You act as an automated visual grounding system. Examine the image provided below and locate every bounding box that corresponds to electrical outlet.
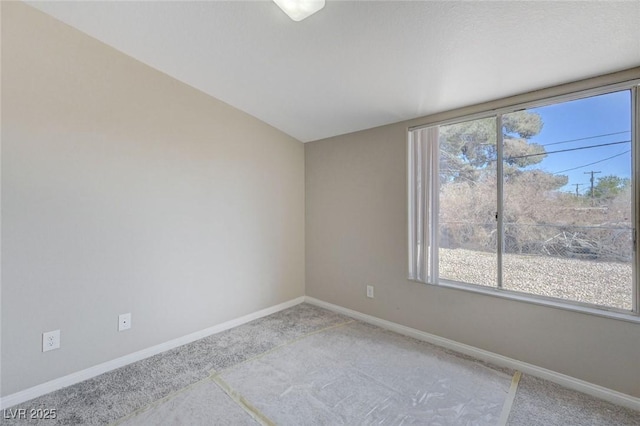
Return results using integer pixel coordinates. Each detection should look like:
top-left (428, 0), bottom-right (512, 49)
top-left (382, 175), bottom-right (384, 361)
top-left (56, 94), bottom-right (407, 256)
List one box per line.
top-left (118, 313), bottom-right (132, 331)
top-left (42, 330), bottom-right (60, 352)
top-left (366, 285), bottom-right (374, 299)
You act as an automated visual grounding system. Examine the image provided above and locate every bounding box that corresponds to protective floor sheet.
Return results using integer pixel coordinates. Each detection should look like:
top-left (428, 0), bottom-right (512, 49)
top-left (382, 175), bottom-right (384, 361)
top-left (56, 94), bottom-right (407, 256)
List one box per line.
top-left (117, 380), bottom-right (257, 426)
top-left (218, 322), bottom-right (512, 425)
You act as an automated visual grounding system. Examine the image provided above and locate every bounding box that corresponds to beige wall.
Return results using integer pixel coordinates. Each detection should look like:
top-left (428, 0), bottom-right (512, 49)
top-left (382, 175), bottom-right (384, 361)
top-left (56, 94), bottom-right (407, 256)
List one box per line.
top-left (1, 2), bottom-right (304, 396)
top-left (306, 68), bottom-right (640, 398)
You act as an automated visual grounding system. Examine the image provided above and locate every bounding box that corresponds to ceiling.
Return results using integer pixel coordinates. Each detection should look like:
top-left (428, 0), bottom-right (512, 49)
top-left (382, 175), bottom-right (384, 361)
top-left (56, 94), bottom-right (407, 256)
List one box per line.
top-left (27, 1), bottom-right (640, 143)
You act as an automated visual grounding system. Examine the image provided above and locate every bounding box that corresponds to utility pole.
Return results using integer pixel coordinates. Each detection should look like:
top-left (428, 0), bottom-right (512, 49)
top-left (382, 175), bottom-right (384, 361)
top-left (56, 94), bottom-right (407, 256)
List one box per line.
top-left (573, 183), bottom-right (583, 196)
top-left (584, 170), bottom-right (601, 198)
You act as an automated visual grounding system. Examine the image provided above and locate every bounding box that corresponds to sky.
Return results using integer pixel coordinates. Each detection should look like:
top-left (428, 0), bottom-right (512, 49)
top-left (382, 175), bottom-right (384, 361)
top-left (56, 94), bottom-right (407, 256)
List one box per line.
top-left (524, 90), bottom-right (632, 194)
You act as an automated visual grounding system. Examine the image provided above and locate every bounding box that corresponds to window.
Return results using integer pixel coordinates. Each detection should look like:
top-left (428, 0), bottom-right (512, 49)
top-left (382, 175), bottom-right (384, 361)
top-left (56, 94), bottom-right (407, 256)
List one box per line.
top-left (409, 84), bottom-right (639, 315)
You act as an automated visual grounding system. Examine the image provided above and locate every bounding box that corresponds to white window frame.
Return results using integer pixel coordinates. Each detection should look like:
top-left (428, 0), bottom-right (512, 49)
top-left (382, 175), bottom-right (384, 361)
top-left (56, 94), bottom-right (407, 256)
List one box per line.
top-left (408, 80), bottom-right (640, 322)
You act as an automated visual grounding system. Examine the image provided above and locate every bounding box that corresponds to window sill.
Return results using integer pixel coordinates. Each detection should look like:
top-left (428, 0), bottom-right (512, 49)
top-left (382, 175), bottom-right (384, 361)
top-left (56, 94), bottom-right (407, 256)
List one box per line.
top-left (412, 278), bottom-right (640, 324)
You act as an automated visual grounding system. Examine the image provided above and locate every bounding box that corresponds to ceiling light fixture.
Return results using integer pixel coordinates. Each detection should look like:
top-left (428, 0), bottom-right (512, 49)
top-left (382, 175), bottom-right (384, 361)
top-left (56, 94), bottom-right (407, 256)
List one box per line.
top-left (273, 0), bottom-right (325, 22)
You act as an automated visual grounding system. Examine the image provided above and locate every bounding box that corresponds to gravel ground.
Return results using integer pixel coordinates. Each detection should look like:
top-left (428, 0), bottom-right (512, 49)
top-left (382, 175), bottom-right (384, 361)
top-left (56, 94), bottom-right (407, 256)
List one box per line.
top-left (439, 248), bottom-right (632, 310)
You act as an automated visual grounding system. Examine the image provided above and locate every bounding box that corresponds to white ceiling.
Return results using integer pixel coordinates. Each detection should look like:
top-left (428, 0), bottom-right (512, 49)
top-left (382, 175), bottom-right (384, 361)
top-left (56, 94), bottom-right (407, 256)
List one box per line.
top-left (28, 1), bottom-right (640, 142)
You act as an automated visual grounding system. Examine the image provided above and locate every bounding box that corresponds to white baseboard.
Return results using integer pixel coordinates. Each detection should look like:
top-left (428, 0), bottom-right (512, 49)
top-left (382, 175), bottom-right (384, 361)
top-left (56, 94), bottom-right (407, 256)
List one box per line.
top-left (0, 296), bottom-right (305, 410)
top-left (304, 296), bottom-right (640, 412)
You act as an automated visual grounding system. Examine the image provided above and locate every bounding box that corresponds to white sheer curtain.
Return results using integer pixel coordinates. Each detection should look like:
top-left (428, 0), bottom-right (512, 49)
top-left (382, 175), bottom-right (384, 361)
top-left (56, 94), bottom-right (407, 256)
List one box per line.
top-left (408, 126), bottom-right (439, 284)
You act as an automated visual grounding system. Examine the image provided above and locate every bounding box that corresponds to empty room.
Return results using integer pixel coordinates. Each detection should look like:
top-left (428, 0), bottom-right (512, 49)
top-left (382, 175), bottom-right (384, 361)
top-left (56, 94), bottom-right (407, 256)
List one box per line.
top-left (2, 1), bottom-right (640, 424)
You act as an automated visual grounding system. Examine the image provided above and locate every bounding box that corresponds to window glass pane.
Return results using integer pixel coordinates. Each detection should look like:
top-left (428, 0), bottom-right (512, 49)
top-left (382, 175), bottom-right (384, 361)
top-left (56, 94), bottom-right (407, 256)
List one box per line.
top-left (501, 91), bottom-right (633, 310)
top-left (439, 117), bottom-right (497, 287)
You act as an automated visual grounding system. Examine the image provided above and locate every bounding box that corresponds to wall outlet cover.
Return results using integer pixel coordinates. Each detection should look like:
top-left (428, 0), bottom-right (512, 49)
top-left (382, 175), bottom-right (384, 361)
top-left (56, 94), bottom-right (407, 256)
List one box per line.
top-left (42, 330), bottom-right (60, 352)
top-left (118, 313), bottom-right (132, 331)
top-left (366, 285), bottom-right (374, 298)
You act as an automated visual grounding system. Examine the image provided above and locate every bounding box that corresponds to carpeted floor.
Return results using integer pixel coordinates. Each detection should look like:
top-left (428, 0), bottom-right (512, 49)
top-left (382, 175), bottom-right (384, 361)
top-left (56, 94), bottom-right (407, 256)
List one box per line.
top-left (2, 303), bottom-right (639, 425)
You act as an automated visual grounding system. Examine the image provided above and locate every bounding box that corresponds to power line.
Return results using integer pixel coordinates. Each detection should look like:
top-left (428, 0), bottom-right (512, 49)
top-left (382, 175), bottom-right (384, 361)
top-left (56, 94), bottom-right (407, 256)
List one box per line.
top-left (444, 130), bottom-right (630, 150)
top-left (442, 136), bottom-right (632, 170)
top-left (538, 131), bottom-right (630, 148)
top-left (507, 139), bottom-right (631, 161)
top-left (552, 150), bottom-right (631, 175)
